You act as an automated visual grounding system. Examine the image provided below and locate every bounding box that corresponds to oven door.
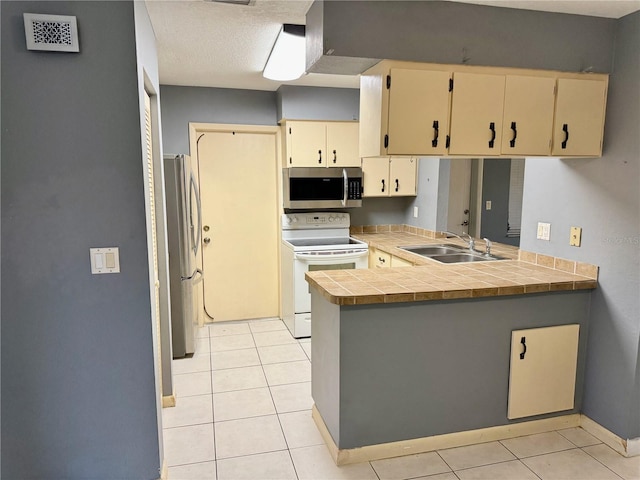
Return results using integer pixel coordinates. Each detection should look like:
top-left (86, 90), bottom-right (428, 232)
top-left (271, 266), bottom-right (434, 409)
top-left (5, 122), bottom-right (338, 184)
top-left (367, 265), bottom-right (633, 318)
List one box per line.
top-left (293, 249), bottom-right (368, 313)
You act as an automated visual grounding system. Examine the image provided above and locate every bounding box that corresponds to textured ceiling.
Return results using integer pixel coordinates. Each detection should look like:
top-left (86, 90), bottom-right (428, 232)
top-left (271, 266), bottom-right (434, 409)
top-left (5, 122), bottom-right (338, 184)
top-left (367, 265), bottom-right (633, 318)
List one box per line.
top-left (146, 0), bottom-right (640, 92)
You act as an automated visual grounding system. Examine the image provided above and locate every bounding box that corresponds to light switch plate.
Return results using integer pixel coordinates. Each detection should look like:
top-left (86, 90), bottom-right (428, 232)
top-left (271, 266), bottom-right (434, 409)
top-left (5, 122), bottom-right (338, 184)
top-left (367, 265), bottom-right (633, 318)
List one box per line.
top-left (90, 247), bottom-right (120, 274)
top-left (486, 200), bottom-right (492, 210)
top-left (570, 226), bottom-right (582, 247)
top-left (537, 222), bottom-right (551, 241)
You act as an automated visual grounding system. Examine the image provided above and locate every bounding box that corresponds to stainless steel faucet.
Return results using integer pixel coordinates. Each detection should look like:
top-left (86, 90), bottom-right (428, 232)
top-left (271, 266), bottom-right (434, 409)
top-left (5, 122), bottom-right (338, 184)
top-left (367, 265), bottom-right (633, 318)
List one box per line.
top-left (483, 238), bottom-right (492, 256)
top-left (444, 231), bottom-right (475, 251)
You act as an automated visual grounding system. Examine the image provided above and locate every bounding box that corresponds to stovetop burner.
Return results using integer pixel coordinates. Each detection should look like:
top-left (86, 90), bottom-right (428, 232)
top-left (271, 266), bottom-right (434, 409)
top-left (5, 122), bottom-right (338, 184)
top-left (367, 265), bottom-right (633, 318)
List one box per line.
top-left (287, 237), bottom-right (359, 247)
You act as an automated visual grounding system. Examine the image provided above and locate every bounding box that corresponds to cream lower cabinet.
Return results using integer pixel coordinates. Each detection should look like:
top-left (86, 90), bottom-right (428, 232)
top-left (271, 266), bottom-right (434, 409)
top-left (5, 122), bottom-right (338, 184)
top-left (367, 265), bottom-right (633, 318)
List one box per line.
top-left (390, 255), bottom-right (413, 267)
top-left (552, 78), bottom-right (608, 157)
top-left (508, 324), bottom-right (580, 419)
top-left (284, 120), bottom-right (360, 167)
top-left (369, 248), bottom-right (413, 268)
top-left (448, 72), bottom-right (505, 156)
top-left (362, 157), bottom-right (417, 197)
top-left (369, 248), bottom-right (391, 268)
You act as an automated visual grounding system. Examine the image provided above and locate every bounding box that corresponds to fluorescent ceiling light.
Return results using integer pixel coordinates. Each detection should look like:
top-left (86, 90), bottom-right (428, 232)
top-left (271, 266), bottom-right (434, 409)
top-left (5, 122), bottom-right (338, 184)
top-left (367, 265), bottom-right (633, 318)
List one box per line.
top-left (263, 24), bottom-right (305, 81)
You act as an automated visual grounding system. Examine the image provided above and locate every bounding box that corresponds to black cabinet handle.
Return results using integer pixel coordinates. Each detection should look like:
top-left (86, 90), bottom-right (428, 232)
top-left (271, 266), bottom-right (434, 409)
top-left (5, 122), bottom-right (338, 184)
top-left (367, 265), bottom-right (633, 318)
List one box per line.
top-left (333, 150), bottom-right (337, 163)
top-left (561, 124), bottom-right (569, 149)
top-left (318, 150), bottom-right (322, 164)
top-left (432, 120), bottom-right (439, 148)
top-left (395, 179), bottom-right (399, 192)
top-left (489, 122), bottom-right (496, 148)
top-left (510, 121), bottom-right (517, 148)
top-left (381, 179), bottom-right (385, 192)
top-left (519, 336), bottom-right (527, 359)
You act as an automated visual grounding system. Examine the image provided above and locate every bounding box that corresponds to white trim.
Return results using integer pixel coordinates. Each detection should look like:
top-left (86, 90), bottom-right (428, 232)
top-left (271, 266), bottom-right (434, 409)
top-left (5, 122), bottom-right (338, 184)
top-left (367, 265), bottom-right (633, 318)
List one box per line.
top-left (312, 405), bottom-right (580, 466)
top-left (162, 393), bottom-right (176, 408)
top-left (581, 415), bottom-right (640, 457)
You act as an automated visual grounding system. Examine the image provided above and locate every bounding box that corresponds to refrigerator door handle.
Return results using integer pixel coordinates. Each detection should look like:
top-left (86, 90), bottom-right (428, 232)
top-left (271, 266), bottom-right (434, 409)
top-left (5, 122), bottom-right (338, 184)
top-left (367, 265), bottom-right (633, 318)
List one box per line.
top-left (190, 172), bottom-right (202, 256)
top-left (181, 268), bottom-right (203, 282)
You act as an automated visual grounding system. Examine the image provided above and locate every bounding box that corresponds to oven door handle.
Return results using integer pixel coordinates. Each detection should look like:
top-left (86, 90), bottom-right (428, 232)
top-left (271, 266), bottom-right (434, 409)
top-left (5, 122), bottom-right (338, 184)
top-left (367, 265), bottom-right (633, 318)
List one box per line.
top-left (294, 250), bottom-right (369, 262)
top-left (342, 168), bottom-right (348, 207)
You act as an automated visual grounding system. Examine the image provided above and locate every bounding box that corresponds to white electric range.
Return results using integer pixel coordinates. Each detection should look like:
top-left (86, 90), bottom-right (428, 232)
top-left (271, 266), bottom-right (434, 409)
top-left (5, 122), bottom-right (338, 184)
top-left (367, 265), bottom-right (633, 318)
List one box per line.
top-left (280, 212), bottom-right (368, 338)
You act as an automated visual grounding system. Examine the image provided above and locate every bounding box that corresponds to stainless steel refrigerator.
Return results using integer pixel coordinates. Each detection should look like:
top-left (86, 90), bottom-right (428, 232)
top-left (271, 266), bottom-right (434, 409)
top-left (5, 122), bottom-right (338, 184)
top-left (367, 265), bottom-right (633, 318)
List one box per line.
top-left (164, 154), bottom-right (203, 358)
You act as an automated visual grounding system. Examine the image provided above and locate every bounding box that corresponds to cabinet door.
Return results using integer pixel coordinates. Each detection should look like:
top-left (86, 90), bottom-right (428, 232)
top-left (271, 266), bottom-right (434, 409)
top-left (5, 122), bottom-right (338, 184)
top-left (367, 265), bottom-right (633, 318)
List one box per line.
top-left (389, 157), bottom-right (417, 196)
top-left (327, 122), bottom-right (360, 167)
top-left (502, 76), bottom-right (555, 156)
top-left (552, 78), bottom-right (607, 156)
top-left (286, 121), bottom-right (326, 167)
top-left (449, 73), bottom-right (505, 156)
top-left (508, 324), bottom-right (580, 419)
top-left (362, 157), bottom-right (390, 197)
top-left (371, 249), bottom-right (391, 268)
top-left (391, 255), bottom-right (413, 267)
top-left (387, 69), bottom-right (452, 155)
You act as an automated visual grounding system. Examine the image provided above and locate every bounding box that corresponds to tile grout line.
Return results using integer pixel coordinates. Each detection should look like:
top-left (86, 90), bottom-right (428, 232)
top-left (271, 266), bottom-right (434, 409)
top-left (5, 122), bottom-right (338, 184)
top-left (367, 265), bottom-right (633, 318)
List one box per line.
top-left (579, 444), bottom-right (627, 480)
top-left (253, 328), bottom-right (301, 480)
top-left (495, 440), bottom-right (543, 480)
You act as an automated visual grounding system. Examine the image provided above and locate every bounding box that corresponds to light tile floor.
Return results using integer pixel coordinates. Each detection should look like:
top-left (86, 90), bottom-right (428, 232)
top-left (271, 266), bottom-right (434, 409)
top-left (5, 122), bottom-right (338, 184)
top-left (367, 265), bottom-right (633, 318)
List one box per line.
top-left (164, 318), bottom-right (640, 480)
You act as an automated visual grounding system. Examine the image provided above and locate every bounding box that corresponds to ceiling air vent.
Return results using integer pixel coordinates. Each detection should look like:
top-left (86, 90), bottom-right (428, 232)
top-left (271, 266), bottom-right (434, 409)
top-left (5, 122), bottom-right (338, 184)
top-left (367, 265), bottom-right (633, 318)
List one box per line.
top-left (23, 13), bottom-right (79, 52)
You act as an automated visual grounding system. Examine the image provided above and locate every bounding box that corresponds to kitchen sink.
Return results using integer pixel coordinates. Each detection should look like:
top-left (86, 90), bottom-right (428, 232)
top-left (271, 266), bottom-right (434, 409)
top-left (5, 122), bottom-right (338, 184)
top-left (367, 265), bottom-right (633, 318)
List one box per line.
top-left (399, 244), bottom-right (465, 256)
top-left (429, 253), bottom-right (500, 263)
top-left (399, 244), bottom-right (505, 263)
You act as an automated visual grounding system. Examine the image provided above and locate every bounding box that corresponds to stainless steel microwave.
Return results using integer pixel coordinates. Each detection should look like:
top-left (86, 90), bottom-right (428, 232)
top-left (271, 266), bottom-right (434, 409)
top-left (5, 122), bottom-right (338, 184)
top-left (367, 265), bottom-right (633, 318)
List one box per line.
top-left (283, 167), bottom-right (363, 209)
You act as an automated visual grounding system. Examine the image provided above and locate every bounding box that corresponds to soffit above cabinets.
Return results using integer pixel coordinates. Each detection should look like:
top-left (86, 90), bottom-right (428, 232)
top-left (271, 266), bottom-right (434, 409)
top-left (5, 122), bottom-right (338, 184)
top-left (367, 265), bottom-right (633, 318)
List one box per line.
top-left (145, 0), bottom-right (639, 92)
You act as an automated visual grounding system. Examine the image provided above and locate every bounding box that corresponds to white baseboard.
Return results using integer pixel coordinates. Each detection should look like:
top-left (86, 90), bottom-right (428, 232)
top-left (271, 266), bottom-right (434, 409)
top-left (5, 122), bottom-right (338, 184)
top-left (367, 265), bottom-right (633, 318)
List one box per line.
top-left (312, 405), bottom-right (580, 466)
top-left (581, 414), bottom-right (640, 457)
top-left (162, 392), bottom-right (176, 408)
top-left (158, 460), bottom-right (168, 480)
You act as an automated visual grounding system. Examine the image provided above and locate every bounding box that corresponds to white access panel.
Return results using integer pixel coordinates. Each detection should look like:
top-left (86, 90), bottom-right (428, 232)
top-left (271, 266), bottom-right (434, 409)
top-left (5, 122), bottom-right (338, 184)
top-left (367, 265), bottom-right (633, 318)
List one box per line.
top-left (508, 324), bottom-right (580, 419)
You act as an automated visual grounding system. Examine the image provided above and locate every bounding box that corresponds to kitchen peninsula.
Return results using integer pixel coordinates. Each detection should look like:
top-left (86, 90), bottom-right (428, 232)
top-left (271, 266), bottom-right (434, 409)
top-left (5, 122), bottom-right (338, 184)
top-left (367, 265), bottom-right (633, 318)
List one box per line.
top-left (306, 227), bottom-right (598, 465)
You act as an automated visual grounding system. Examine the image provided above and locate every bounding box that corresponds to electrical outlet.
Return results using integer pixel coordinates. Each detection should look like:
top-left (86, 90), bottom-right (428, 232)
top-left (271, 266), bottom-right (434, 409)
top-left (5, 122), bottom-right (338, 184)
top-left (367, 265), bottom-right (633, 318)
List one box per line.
top-left (570, 226), bottom-right (582, 246)
top-left (413, 206), bottom-right (419, 218)
top-left (485, 200), bottom-right (492, 210)
top-left (537, 222), bottom-right (551, 241)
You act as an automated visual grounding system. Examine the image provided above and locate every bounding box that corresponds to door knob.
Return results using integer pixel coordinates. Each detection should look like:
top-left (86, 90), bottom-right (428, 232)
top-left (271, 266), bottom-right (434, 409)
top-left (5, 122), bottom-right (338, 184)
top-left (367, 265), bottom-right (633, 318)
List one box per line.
top-left (203, 237), bottom-right (211, 245)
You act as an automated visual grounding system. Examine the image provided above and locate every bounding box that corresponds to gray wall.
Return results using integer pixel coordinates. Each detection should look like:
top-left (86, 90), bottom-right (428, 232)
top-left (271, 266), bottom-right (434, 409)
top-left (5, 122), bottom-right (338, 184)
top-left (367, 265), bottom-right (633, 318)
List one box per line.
top-left (520, 11), bottom-right (640, 440)
top-left (277, 85), bottom-right (359, 121)
top-left (312, 290), bottom-right (591, 449)
top-left (480, 159), bottom-right (514, 245)
top-left (160, 85), bottom-right (278, 153)
top-left (307, 0), bottom-right (616, 75)
top-left (1, 1), bottom-right (161, 478)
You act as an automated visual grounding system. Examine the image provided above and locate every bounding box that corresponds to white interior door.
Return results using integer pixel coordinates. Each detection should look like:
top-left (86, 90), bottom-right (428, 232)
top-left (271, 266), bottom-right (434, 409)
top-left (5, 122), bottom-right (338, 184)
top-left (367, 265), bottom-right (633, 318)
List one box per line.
top-left (197, 130), bottom-right (279, 322)
top-left (447, 159), bottom-right (472, 235)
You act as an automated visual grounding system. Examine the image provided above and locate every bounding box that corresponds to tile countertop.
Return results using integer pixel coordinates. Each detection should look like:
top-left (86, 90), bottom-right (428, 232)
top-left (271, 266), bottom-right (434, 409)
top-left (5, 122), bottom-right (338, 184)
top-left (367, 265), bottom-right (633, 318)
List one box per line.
top-left (305, 231), bottom-right (598, 306)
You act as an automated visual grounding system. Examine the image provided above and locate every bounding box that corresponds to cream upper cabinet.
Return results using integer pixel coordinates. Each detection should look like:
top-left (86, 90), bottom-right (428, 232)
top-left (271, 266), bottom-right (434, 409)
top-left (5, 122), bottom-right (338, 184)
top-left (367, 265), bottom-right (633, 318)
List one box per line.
top-left (360, 60), bottom-right (608, 158)
top-left (362, 156), bottom-right (417, 197)
top-left (508, 325), bottom-right (580, 420)
top-left (389, 157), bottom-right (418, 196)
top-left (285, 120), bottom-right (359, 167)
top-left (501, 75), bottom-right (556, 156)
top-left (326, 122), bottom-right (360, 167)
top-left (552, 78), bottom-right (607, 157)
top-left (449, 72), bottom-right (505, 156)
top-left (362, 157), bottom-right (391, 197)
top-left (387, 69), bottom-right (452, 155)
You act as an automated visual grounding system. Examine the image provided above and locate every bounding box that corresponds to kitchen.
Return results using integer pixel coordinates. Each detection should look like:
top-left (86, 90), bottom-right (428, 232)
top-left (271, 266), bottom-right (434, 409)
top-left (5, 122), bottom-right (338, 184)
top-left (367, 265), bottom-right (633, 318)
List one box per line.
top-left (1, 1), bottom-right (639, 479)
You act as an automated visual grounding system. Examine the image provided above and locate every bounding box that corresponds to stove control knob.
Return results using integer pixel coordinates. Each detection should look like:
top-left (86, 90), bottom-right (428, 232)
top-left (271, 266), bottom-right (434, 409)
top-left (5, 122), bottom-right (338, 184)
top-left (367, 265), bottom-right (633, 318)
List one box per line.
top-left (329, 216), bottom-right (335, 222)
top-left (285, 215), bottom-right (292, 224)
